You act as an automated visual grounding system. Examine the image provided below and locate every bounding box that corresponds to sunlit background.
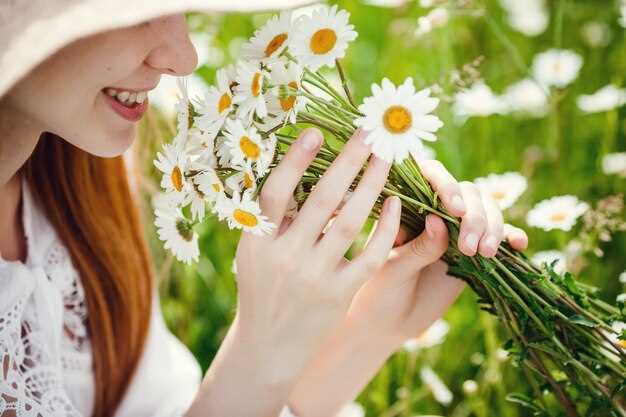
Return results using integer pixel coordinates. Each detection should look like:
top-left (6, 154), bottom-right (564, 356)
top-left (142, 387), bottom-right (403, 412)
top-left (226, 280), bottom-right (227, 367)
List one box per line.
top-left (133, 1), bottom-right (626, 416)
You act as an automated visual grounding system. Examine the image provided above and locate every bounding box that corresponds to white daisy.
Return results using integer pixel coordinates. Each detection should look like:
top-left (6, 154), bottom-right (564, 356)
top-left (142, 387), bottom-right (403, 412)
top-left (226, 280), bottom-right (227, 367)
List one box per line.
top-left (267, 61), bottom-right (306, 126)
top-left (154, 201), bottom-right (199, 264)
top-left (172, 76), bottom-right (199, 148)
top-left (403, 319), bottom-right (449, 352)
top-left (241, 11), bottom-right (293, 63)
top-left (354, 77), bottom-right (443, 164)
top-left (619, 271), bottom-right (626, 284)
top-left (617, 293), bottom-right (626, 303)
top-left (410, 144), bottom-right (436, 162)
top-left (577, 85), bottom-right (626, 114)
top-left (531, 250), bottom-right (567, 274)
top-left (473, 172), bottom-right (527, 210)
top-left (194, 67), bottom-right (235, 139)
top-left (336, 402), bottom-right (365, 417)
top-left (602, 152), bottom-right (626, 177)
top-left (620, 3), bottom-right (626, 28)
top-left (291, 5), bottom-right (358, 71)
top-left (363, 0), bottom-right (408, 7)
top-left (225, 164), bottom-right (258, 194)
top-left (215, 192), bottom-right (276, 235)
top-left (580, 21), bottom-right (612, 48)
top-left (526, 195), bottom-right (589, 231)
top-left (415, 7), bottom-right (450, 37)
top-left (603, 321), bottom-right (625, 362)
top-left (452, 82), bottom-right (506, 119)
top-left (532, 49), bottom-right (583, 89)
top-left (150, 73), bottom-right (208, 116)
top-left (462, 380), bottom-right (479, 395)
top-left (256, 133), bottom-right (278, 178)
top-left (233, 60), bottom-right (269, 122)
top-left (420, 366), bottom-right (453, 405)
top-left (502, 78), bottom-right (548, 117)
top-left (195, 168), bottom-right (225, 204)
top-left (154, 143), bottom-right (191, 200)
top-left (222, 118), bottom-right (267, 170)
top-left (499, 0), bottom-right (548, 36)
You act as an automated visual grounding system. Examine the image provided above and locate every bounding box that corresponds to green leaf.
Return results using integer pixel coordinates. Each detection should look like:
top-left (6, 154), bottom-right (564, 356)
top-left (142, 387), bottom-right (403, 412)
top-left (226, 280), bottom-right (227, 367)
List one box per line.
top-left (568, 314), bottom-right (599, 328)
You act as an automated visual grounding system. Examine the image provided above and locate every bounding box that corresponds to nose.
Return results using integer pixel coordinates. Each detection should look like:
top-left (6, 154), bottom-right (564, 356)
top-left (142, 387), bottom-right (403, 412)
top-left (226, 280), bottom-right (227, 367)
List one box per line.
top-left (144, 15), bottom-right (198, 76)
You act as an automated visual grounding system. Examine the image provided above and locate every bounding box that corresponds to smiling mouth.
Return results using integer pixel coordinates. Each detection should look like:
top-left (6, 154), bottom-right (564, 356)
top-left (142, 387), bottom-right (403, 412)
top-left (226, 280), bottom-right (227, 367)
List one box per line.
top-left (102, 87), bottom-right (148, 108)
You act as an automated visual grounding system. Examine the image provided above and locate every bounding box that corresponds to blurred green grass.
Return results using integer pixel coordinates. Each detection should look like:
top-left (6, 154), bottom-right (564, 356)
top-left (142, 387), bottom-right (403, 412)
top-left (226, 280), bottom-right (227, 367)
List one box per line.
top-left (136, 1), bottom-right (626, 415)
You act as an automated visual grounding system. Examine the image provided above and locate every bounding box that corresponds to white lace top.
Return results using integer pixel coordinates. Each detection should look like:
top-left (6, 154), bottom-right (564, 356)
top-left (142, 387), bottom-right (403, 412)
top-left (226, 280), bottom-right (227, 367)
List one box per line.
top-left (0, 178), bottom-right (202, 417)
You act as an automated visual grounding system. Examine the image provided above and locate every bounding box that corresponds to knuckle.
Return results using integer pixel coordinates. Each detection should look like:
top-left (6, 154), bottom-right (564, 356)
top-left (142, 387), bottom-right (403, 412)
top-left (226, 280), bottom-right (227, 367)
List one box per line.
top-left (335, 219), bottom-right (360, 239)
top-left (465, 213), bottom-right (487, 231)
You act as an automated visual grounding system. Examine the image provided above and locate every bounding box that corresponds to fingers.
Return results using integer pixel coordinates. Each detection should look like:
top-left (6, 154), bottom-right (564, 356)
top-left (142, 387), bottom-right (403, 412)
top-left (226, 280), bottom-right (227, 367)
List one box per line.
top-left (418, 160), bottom-right (466, 217)
top-left (391, 214), bottom-right (449, 274)
top-left (343, 196), bottom-right (401, 289)
top-left (288, 129), bottom-right (372, 244)
top-left (477, 193), bottom-right (504, 258)
top-left (457, 182), bottom-right (487, 256)
top-left (260, 128), bottom-right (323, 228)
top-left (504, 223), bottom-right (529, 251)
top-left (317, 156), bottom-right (391, 265)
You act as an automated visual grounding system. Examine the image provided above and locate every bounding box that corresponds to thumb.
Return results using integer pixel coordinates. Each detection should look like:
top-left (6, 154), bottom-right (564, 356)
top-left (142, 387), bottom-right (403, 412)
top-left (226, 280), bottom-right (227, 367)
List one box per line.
top-left (392, 214), bottom-right (449, 273)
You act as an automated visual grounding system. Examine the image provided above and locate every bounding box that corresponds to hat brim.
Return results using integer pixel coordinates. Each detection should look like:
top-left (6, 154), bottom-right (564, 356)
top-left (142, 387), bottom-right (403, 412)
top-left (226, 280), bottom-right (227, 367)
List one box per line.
top-left (0, 0), bottom-right (316, 98)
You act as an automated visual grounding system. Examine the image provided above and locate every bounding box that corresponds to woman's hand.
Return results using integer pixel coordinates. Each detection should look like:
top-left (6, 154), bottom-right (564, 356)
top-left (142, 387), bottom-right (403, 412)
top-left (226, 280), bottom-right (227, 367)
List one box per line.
top-left (287, 160), bottom-right (529, 417)
top-left (188, 128), bottom-right (404, 417)
top-left (345, 159), bottom-right (529, 343)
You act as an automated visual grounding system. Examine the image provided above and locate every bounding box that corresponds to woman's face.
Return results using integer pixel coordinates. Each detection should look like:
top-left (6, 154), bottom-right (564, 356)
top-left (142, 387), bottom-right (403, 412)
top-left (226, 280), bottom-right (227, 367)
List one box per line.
top-left (2, 14), bottom-right (198, 157)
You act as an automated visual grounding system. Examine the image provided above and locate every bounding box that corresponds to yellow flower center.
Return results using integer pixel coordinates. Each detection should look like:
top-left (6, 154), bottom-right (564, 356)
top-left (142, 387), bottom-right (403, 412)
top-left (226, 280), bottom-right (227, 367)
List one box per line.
top-left (550, 212), bottom-right (567, 222)
top-left (171, 166), bottom-right (184, 192)
top-left (251, 72), bottom-right (262, 97)
top-left (383, 106), bottom-right (412, 134)
top-left (218, 93), bottom-right (232, 114)
top-left (279, 81), bottom-right (299, 111)
top-left (618, 339), bottom-right (626, 349)
top-left (310, 28), bottom-right (337, 55)
top-left (265, 33), bottom-right (288, 57)
top-left (212, 183), bottom-right (222, 193)
top-left (239, 136), bottom-right (261, 160)
top-left (234, 209), bottom-right (259, 227)
top-left (491, 191), bottom-right (506, 201)
top-left (244, 172), bottom-right (255, 189)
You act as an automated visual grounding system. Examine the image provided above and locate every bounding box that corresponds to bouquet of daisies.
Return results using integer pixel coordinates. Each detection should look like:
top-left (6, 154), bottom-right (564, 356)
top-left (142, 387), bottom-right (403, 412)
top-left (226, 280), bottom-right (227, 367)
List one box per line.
top-left (153, 6), bottom-right (626, 416)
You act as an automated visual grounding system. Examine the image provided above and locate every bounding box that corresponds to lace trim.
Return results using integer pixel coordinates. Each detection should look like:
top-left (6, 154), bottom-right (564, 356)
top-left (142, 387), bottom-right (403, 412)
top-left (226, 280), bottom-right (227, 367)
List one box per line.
top-left (1, 191), bottom-right (91, 416)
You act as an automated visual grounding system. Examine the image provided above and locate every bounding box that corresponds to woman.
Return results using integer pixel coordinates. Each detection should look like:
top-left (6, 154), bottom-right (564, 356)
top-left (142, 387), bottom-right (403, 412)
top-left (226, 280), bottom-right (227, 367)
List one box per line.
top-left (0, 1), bottom-right (529, 417)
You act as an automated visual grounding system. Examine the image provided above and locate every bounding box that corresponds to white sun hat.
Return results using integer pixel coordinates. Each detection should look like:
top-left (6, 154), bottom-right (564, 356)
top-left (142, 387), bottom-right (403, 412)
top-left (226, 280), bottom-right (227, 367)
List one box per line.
top-left (0, 0), bottom-right (314, 99)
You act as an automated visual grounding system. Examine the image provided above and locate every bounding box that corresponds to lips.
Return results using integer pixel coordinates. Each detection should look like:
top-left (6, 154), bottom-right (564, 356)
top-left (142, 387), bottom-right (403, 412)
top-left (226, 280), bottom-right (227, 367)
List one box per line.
top-left (102, 89), bottom-right (149, 122)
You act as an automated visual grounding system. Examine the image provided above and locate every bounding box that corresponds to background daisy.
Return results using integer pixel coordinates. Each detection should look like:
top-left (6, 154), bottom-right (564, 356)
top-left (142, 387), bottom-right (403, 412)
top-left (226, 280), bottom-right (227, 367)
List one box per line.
top-left (216, 192), bottom-right (276, 235)
top-left (526, 195), bottom-right (589, 231)
top-left (473, 171), bottom-right (528, 210)
top-left (532, 49), bottom-right (583, 88)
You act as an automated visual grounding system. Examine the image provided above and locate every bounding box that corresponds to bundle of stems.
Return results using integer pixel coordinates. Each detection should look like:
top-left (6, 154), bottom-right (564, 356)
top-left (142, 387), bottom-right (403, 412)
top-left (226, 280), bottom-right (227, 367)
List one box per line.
top-left (259, 60), bottom-right (626, 416)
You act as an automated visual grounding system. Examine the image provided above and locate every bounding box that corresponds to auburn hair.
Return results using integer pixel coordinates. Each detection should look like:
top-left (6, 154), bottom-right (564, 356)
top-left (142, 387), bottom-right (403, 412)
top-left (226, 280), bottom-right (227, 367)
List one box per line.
top-left (23, 134), bottom-right (153, 417)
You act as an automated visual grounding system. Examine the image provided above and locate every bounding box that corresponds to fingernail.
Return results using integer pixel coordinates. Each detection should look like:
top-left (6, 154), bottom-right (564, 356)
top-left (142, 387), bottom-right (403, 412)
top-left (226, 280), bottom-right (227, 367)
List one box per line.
top-left (465, 233), bottom-right (478, 252)
top-left (451, 195), bottom-right (466, 213)
top-left (300, 130), bottom-right (322, 151)
top-left (426, 216), bottom-right (435, 239)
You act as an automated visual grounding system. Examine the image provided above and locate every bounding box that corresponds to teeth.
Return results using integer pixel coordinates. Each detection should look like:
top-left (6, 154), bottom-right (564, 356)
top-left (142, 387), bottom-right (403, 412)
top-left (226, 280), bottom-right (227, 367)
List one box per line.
top-left (136, 91), bottom-right (147, 104)
top-left (105, 88), bottom-right (149, 106)
top-left (117, 91), bottom-right (130, 102)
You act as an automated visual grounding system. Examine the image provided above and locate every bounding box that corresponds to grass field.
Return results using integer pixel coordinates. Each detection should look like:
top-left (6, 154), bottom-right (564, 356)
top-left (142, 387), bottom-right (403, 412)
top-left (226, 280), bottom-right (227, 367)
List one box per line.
top-left (136, 1), bottom-right (626, 415)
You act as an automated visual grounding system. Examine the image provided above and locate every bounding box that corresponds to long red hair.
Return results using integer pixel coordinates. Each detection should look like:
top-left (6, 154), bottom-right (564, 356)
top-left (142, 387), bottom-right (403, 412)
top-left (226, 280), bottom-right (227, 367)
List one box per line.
top-left (23, 134), bottom-right (153, 417)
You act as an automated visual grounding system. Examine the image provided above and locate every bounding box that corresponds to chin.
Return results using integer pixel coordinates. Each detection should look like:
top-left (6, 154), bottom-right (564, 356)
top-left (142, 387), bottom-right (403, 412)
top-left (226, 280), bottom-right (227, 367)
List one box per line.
top-left (75, 129), bottom-right (135, 158)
